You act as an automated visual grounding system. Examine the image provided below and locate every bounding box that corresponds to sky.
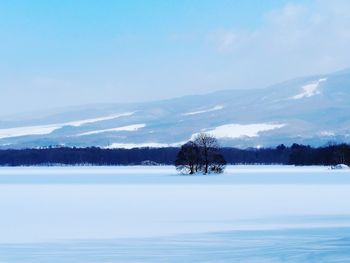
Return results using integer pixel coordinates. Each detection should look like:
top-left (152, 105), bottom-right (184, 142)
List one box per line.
top-left (1, 0), bottom-right (350, 115)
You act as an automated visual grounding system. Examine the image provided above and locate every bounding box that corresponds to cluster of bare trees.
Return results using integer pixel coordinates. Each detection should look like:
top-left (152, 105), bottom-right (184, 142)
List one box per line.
top-left (175, 133), bottom-right (226, 174)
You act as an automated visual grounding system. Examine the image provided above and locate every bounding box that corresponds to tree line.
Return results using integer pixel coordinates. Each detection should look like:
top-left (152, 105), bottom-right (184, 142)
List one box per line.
top-left (0, 143), bottom-right (349, 166)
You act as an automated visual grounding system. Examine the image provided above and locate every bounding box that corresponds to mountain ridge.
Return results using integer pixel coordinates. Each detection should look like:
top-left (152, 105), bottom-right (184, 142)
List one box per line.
top-left (1, 69), bottom-right (350, 149)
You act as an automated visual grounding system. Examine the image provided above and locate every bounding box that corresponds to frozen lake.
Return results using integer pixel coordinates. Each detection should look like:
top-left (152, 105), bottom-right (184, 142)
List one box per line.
top-left (0, 165), bottom-right (350, 262)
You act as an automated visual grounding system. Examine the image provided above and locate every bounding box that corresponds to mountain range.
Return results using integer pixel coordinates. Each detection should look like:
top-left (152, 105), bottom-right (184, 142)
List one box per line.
top-left (1, 69), bottom-right (350, 149)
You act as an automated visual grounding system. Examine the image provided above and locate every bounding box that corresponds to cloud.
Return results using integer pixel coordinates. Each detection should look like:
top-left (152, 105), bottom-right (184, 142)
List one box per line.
top-left (208, 30), bottom-right (239, 52)
top-left (207, 1), bottom-right (350, 84)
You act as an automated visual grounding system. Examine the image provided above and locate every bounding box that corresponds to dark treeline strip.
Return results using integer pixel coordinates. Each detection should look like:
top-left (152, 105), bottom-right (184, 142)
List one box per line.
top-left (0, 143), bottom-right (349, 166)
top-left (0, 147), bottom-right (180, 166)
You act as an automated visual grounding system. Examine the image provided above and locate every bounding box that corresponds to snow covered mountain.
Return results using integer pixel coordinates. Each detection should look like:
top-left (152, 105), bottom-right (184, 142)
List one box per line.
top-left (1, 69), bottom-right (350, 149)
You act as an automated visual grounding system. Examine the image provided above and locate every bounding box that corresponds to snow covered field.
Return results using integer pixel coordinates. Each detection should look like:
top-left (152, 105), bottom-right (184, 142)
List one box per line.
top-left (0, 165), bottom-right (350, 262)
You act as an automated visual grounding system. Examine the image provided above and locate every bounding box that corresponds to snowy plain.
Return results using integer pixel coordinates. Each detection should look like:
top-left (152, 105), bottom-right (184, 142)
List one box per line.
top-left (0, 165), bottom-right (350, 262)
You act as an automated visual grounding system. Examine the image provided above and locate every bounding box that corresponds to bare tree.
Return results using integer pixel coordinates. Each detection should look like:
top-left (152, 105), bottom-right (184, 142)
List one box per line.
top-left (194, 133), bottom-right (220, 174)
top-left (175, 133), bottom-right (226, 175)
top-left (209, 153), bottom-right (227, 173)
top-left (175, 141), bottom-right (200, 174)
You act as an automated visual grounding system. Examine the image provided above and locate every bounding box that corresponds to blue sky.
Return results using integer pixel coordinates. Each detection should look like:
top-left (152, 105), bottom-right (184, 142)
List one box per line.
top-left (1, 0), bottom-right (350, 115)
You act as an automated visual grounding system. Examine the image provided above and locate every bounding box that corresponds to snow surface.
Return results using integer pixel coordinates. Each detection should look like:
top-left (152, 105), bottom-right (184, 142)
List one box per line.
top-left (183, 105), bottom-right (224, 116)
top-left (1, 227), bottom-right (349, 262)
top-left (291, 78), bottom-right (327, 99)
top-left (100, 122), bottom-right (283, 148)
top-left (105, 141), bottom-right (185, 149)
top-left (0, 165), bottom-right (350, 261)
top-left (0, 112), bottom-right (134, 139)
top-left (192, 123), bottom-right (286, 139)
top-left (77, 123), bottom-right (145, 136)
top-left (0, 165), bottom-right (349, 243)
top-left (0, 124), bottom-right (62, 139)
top-left (331, 164), bottom-right (350, 170)
top-left (62, 112), bottom-right (135, 127)
top-left (319, 130), bottom-right (335, 137)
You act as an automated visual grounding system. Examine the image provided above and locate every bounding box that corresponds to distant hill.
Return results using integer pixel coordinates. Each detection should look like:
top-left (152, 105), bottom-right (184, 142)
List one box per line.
top-left (1, 69), bottom-right (350, 149)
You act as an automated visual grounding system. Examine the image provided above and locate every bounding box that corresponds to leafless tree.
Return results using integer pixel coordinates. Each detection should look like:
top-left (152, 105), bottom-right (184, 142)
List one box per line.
top-left (209, 153), bottom-right (226, 174)
top-left (175, 141), bottom-right (201, 174)
top-left (194, 133), bottom-right (220, 174)
top-left (175, 133), bottom-right (226, 174)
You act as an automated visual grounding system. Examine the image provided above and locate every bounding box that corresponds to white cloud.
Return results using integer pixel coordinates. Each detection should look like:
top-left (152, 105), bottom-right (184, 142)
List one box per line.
top-left (208, 30), bottom-right (240, 53)
top-left (208, 1), bottom-right (350, 85)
